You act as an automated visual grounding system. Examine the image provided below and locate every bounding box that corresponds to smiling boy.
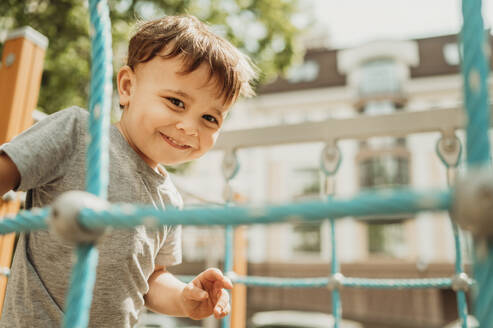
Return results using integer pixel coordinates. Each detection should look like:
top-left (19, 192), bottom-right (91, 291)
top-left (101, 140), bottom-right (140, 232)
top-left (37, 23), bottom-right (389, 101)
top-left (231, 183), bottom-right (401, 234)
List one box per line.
top-left (0, 15), bottom-right (256, 327)
top-left (117, 52), bottom-right (227, 166)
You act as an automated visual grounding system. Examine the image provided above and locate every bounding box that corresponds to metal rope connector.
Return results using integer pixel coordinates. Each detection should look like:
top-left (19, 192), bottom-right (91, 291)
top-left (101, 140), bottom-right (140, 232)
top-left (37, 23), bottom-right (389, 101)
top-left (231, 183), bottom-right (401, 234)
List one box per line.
top-left (0, 267), bottom-right (11, 277)
top-left (452, 168), bottom-right (493, 237)
top-left (327, 272), bottom-right (345, 291)
top-left (451, 272), bottom-right (473, 292)
top-left (49, 191), bottom-right (109, 244)
top-left (1, 191), bottom-right (17, 202)
top-left (436, 134), bottom-right (462, 168)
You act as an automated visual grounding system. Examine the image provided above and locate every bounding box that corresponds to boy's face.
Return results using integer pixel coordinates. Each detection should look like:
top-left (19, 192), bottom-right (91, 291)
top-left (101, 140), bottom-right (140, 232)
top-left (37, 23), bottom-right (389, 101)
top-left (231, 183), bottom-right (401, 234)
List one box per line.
top-left (117, 53), bottom-right (230, 168)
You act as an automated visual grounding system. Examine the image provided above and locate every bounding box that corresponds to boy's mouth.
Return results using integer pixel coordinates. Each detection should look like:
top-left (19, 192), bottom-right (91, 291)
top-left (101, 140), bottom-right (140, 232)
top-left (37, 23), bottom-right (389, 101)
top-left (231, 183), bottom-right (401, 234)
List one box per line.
top-left (160, 133), bottom-right (192, 150)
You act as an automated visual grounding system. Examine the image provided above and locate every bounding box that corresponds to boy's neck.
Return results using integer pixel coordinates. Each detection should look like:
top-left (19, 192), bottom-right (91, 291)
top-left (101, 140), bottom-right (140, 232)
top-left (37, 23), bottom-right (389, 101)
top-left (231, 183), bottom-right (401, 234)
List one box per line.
top-left (114, 121), bottom-right (159, 170)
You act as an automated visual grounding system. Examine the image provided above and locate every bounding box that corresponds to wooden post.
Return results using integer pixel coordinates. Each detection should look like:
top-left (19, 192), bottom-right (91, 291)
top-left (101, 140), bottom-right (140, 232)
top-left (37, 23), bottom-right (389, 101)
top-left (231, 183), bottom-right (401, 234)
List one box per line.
top-left (231, 226), bottom-right (247, 328)
top-left (0, 26), bottom-right (47, 315)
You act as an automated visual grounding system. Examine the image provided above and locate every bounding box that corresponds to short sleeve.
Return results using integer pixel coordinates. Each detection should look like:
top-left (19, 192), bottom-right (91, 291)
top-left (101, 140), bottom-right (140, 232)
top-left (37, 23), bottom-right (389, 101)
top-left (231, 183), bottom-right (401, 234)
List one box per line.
top-left (155, 225), bottom-right (182, 266)
top-left (155, 176), bottom-right (183, 266)
top-left (0, 107), bottom-right (87, 192)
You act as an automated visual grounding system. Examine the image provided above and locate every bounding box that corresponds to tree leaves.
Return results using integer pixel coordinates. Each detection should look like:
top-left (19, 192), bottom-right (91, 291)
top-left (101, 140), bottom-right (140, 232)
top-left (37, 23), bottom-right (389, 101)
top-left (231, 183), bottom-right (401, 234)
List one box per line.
top-left (0, 0), bottom-right (305, 113)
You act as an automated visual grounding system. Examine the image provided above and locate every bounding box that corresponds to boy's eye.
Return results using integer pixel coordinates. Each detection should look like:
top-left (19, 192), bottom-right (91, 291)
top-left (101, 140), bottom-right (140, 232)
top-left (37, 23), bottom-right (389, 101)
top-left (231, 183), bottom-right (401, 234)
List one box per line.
top-left (167, 97), bottom-right (185, 108)
top-left (203, 114), bottom-right (218, 124)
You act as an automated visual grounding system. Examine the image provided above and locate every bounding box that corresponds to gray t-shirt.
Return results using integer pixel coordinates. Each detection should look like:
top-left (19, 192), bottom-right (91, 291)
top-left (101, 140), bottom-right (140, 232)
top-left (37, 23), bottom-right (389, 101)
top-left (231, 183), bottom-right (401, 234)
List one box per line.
top-left (0, 107), bottom-right (183, 328)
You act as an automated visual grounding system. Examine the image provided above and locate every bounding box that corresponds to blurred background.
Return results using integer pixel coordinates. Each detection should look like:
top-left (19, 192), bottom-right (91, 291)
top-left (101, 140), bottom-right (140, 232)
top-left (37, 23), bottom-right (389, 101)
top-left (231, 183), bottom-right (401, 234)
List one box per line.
top-left (1, 1), bottom-right (493, 327)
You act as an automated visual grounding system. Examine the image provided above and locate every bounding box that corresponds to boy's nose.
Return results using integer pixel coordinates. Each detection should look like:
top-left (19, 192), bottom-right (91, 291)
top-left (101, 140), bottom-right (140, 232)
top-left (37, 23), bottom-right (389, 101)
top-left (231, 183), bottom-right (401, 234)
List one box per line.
top-left (176, 121), bottom-right (198, 137)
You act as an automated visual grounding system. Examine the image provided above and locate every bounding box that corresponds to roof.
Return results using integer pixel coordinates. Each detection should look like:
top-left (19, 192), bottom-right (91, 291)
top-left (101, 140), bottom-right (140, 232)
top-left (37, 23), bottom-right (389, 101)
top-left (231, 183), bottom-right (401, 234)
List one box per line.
top-left (258, 34), bottom-right (493, 95)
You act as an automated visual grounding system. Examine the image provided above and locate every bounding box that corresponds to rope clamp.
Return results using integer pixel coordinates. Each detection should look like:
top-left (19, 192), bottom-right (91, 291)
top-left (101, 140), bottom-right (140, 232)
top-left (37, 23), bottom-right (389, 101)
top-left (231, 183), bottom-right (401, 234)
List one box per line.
top-left (327, 272), bottom-right (345, 291)
top-left (1, 191), bottom-right (16, 202)
top-left (436, 132), bottom-right (462, 168)
top-left (451, 272), bottom-right (473, 292)
top-left (49, 191), bottom-right (109, 244)
top-left (0, 267), bottom-right (11, 277)
top-left (222, 149), bottom-right (239, 181)
top-left (320, 142), bottom-right (342, 177)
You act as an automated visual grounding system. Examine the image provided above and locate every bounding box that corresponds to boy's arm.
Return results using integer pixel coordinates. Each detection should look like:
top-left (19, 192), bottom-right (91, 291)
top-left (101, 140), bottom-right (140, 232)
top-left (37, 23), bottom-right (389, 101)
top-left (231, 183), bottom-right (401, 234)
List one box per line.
top-left (0, 153), bottom-right (20, 197)
top-left (145, 266), bottom-right (232, 320)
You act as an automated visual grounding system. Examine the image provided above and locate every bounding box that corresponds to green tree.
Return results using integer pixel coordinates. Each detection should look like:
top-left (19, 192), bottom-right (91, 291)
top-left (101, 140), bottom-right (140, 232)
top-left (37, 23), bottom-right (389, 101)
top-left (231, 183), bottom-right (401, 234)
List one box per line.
top-left (0, 0), bottom-right (306, 114)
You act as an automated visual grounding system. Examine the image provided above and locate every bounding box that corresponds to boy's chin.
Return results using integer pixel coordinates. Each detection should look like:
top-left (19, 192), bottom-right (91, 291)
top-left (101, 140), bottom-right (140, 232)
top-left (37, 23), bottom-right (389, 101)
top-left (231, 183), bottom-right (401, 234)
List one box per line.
top-left (160, 159), bottom-right (190, 166)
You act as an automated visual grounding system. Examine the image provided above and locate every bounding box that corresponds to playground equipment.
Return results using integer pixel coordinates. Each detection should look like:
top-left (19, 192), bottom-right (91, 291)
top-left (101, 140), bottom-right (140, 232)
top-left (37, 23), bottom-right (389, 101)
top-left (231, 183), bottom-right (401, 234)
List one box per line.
top-left (0, 0), bottom-right (491, 328)
top-left (0, 26), bottom-right (47, 314)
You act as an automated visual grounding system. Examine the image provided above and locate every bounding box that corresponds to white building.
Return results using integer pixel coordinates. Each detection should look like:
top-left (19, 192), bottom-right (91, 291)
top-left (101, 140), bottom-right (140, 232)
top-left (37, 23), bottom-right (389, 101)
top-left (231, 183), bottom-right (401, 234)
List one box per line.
top-left (168, 33), bottom-right (493, 327)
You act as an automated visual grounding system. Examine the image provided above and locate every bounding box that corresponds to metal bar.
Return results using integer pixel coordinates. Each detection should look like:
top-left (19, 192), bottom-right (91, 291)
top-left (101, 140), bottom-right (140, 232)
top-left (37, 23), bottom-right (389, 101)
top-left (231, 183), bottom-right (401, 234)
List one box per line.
top-left (214, 106), bottom-right (493, 150)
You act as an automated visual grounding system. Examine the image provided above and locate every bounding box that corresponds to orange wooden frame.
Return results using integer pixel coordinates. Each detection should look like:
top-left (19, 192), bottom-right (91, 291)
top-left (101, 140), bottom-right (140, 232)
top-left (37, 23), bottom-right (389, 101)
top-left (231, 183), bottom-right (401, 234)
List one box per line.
top-left (0, 26), bottom-right (47, 315)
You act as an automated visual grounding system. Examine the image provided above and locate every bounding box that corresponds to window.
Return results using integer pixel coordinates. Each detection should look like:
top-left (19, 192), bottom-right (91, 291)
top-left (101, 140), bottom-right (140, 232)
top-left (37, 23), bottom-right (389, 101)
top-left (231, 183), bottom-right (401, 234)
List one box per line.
top-left (359, 154), bottom-right (410, 189)
top-left (286, 60), bottom-right (320, 83)
top-left (358, 137), bottom-right (410, 257)
top-left (291, 167), bottom-right (321, 255)
top-left (368, 222), bottom-right (406, 257)
top-left (359, 59), bottom-right (400, 97)
top-left (292, 222), bottom-right (321, 253)
top-left (359, 153), bottom-right (410, 257)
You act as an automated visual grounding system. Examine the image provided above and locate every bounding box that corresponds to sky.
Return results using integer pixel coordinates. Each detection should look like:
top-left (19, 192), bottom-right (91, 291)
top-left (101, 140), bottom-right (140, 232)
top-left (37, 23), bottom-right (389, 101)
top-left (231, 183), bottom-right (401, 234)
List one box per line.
top-left (310, 0), bottom-right (493, 48)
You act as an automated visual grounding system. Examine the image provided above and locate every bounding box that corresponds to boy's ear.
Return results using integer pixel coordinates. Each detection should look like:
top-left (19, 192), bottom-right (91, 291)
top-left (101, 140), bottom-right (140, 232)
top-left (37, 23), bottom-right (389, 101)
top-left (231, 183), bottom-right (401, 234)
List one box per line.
top-left (117, 65), bottom-right (135, 109)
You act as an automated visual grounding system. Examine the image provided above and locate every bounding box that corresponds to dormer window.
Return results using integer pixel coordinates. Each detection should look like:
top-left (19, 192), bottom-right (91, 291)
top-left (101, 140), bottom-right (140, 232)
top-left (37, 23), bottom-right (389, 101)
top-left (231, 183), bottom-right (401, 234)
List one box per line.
top-left (359, 59), bottom-right (401, 97)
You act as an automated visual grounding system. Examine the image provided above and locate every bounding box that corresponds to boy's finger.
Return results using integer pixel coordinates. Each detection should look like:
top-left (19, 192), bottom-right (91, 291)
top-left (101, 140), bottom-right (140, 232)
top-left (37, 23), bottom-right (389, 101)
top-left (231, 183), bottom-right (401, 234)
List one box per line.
top-left (213, 289), bottom-right (230, 316)
top-left (221, 276), bottom-right (233, 289)
top-left (214, 303), bottom-right (231, 319)
top-left (214, 278), bottom-right (233, 291)
top-left (199, 268), bottom-right (233, 289)
top-left (200, 268), bottom-right (224, 281)
top-left (183, 283), bottom-right (208, 301)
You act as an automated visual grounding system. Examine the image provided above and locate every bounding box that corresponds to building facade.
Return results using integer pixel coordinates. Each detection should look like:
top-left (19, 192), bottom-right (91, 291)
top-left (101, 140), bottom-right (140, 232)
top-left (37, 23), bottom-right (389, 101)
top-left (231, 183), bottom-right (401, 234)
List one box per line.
top-left (170, 33), bottom-right (493, 327)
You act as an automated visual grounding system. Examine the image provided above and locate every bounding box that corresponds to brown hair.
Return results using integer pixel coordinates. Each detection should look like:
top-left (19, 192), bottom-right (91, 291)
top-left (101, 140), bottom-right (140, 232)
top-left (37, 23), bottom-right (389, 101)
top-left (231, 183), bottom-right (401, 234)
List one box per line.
top-left (126, 15), bottom-right (256, 105)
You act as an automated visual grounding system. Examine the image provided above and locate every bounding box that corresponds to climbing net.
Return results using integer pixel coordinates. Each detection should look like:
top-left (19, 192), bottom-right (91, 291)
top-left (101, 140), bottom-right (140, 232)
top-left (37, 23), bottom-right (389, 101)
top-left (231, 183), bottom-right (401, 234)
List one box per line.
top-left (0, 0), bottom-right (492, 327)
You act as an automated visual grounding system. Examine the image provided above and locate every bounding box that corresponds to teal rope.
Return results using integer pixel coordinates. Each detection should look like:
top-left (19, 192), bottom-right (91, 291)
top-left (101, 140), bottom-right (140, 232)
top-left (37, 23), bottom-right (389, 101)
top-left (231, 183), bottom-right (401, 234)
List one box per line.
top-left (461, 0), bottom-right (491, 327)
top-left (461, 0), bottom-right (491, 167)
top-left (0, 189), bottom-right (451, 235)
top-left (177, 272), bottom-right (471, 290)
top-left (435, 134), bottom-right (469, 328)
top-left (320, 143), bottom-right (342, 328)
top-left (330, 217), bottom-right (341, 328)
top-left (0, 208), bottom-right (48, 233)
top-left (77, 189), bottom-right (451, 228)
top-left (232, 275), bottom-right (328, 287)
top-left (63, 0), bottom-right (113, 327)
top-left (86, 0), bottom-right (112, 198)
top-left (229, 275), bottom-right (464, 289)
top-left (62, 245), bottom-right (99, 328)
top-left (1, 189), bottom-right (452, 233)
top-left (473, 242), bottom-right (493, 325)
top-left (342, 277), bottom-right (456, 289)
top-left (451, 221), bottom-right (469, 328)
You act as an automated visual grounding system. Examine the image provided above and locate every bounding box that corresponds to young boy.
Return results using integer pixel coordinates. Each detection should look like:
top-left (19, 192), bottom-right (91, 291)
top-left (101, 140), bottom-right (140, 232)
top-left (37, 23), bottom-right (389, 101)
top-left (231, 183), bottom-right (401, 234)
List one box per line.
top-left (0, 14), bottom-right (256, 327)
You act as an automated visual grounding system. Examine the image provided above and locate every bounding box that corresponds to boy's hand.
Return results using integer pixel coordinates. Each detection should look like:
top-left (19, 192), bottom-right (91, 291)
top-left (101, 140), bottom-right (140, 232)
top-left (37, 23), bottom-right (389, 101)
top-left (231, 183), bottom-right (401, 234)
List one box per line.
top-left (180, 268), bottom-right (233, 320)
